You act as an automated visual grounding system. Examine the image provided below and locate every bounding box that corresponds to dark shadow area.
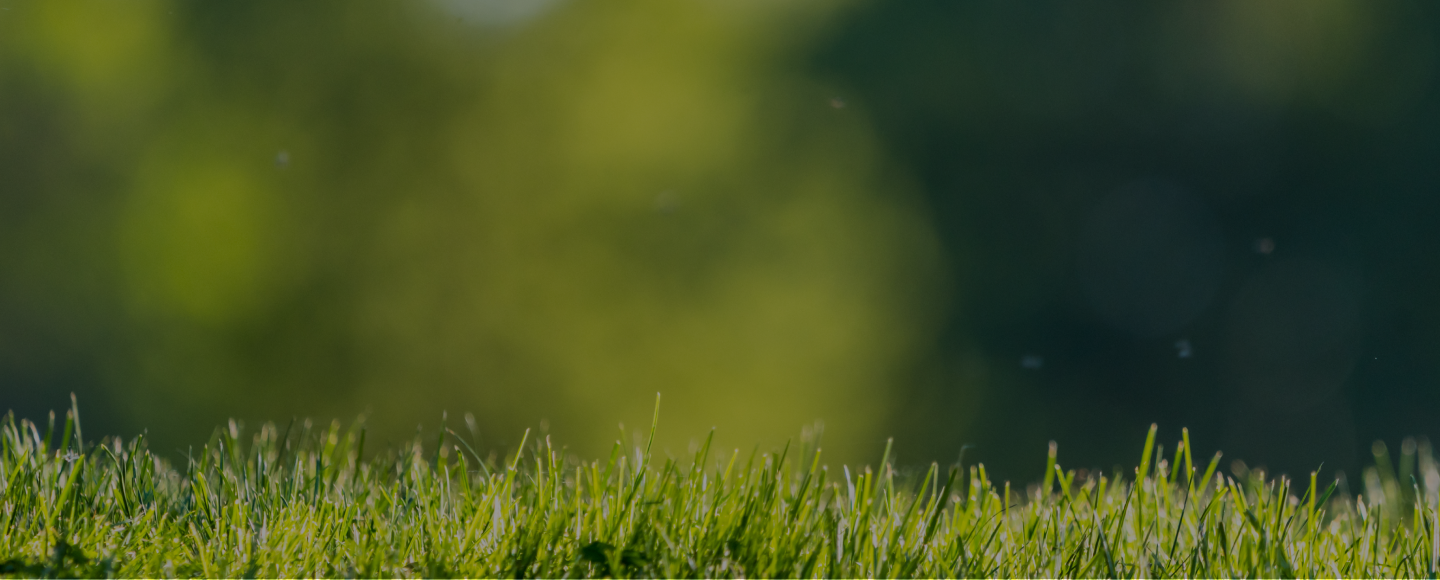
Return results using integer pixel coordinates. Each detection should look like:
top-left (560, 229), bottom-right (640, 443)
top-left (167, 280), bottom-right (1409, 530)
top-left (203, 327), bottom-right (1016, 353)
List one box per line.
top-left (813, 0), bottom-right (1440, 481)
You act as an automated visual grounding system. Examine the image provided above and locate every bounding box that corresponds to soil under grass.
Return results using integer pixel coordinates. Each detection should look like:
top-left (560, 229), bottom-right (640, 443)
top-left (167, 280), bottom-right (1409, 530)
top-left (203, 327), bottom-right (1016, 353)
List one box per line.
top-left (0, 396), bottom-right (1435, 578)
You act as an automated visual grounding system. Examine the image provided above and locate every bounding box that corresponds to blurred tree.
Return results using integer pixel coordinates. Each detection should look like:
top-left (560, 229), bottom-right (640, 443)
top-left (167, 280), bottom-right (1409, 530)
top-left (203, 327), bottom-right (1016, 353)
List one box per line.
top-left (0, 0), bottom-right (947, 462)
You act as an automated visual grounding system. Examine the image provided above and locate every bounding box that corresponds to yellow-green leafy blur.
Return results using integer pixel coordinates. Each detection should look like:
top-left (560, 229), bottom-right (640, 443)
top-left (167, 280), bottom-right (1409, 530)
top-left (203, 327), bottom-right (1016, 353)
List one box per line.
top-left (0, 0), bottom-right (946, 461)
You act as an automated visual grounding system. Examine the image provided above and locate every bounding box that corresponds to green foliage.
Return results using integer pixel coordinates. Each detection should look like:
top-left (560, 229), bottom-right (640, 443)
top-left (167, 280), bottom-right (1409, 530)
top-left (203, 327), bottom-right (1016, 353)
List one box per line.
top-left (0, 1), bottom-right (944, 460)
top-left (2, 398), bottom-right (1438, 578)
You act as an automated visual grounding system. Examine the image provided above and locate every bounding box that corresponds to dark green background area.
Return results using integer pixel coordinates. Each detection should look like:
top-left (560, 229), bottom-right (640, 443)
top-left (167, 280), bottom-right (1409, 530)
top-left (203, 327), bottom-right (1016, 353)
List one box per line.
top-left (3, 0), bottom-right (1440, 483)
top-left (818, 0), bottom-right (1440, 479)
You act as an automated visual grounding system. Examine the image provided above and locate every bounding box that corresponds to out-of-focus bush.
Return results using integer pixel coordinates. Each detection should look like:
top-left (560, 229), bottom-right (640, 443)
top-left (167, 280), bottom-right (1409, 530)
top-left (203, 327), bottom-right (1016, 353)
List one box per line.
top-left (0, 0), bottom-right (946, 460)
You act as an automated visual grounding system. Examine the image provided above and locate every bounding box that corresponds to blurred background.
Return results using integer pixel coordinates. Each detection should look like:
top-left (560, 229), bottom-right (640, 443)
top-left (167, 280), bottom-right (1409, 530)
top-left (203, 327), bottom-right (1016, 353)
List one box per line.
top-left (1, 0), bottom-right (1438, 481)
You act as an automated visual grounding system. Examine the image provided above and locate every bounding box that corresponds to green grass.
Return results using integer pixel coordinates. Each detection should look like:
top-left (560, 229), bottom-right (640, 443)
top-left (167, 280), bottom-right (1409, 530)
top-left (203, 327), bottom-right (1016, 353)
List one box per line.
top-left (2, 395), bottom-right (1438, 578)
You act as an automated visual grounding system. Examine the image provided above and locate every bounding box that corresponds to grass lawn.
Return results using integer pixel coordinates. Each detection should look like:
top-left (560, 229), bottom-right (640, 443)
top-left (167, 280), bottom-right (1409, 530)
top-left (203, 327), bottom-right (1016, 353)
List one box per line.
top-left (0, 395), bottom-right (1434, 578)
